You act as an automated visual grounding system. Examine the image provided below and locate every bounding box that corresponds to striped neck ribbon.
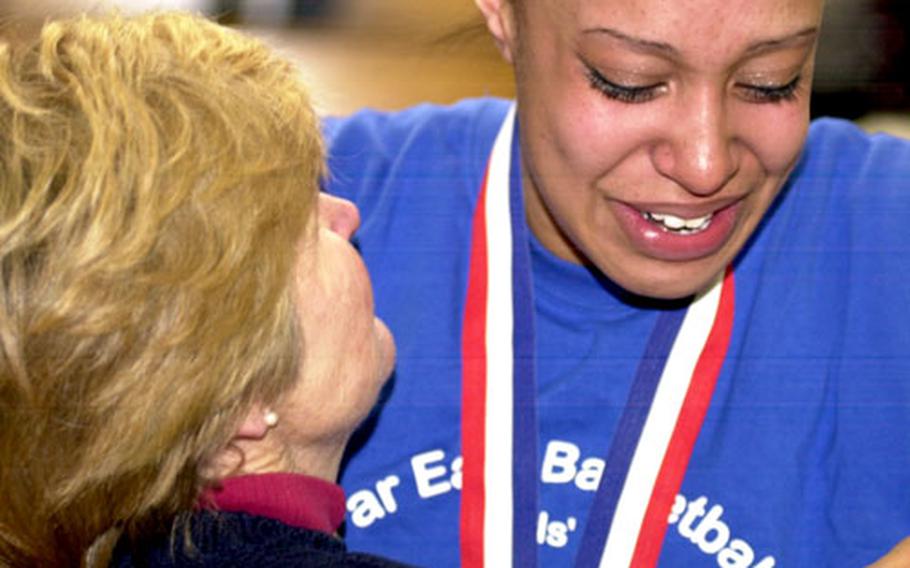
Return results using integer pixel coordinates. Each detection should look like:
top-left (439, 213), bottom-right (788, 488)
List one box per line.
top-left (460, 105), bottom-right (736, 568)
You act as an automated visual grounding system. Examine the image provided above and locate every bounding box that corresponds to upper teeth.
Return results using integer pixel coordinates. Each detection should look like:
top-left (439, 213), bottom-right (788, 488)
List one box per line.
top-left (645, 212), bottom-right (713, 232)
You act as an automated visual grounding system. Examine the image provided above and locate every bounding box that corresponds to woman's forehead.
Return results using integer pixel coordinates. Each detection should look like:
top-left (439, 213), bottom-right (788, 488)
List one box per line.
top-left (521, 0), bottom-right (824, 58)
top-left (528, 0), bottom-right (825, 31)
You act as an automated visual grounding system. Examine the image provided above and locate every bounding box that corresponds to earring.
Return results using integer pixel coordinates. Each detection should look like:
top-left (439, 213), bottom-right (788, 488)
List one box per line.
top-left (264, 410), bottom-right (279, 428)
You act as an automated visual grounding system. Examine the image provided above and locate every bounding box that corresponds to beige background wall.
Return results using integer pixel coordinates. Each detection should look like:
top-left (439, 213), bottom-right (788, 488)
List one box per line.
top-left (1, 0), bottom-right (905, 135)
top-left (252, 24), bottom-right (514, 115)
top-left (342, 0), bottom-right (478, 32)
top-left (0, 0), bottom-right (515, 115)
top-left (246, 0), bottom-right (515, 115)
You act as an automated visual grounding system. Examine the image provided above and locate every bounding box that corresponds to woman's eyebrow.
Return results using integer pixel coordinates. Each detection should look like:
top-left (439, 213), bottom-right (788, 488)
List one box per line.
top-left (582, 26), bottom-right (677, 56)
top-left (581, 26), bottom-right (819, 58)
top-left (743, 27), bottom-right (819, 56)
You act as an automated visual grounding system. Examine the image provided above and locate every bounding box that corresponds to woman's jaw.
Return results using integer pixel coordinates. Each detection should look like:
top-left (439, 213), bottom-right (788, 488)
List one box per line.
top-left (522, 159), bottom-right (797, 300)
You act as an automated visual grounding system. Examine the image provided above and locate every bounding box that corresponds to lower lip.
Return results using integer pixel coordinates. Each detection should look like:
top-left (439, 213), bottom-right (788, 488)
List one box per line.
top-left (611, 201), bottom-right (741, 262)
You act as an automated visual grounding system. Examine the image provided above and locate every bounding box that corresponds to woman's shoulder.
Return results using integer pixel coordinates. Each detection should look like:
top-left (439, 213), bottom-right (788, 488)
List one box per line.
top-left (322, 97), bottom-right (512, 217)
top-left (750, 117), bottom-right (910, 261)
top-left (781, 117), bottom-right (910, 225)
top-left (802, 117), bottom-right (910, 183)
top-left (322, 96), bottom-right (512, 155)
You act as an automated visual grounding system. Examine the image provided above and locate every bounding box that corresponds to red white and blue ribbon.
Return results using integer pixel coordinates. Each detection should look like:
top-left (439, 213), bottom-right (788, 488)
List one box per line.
top-left (460, 104), bottom-right (735, 568)
top-left (575, 266), bottom-right (734, 568)
top-left (461, 104), bottom-right (538, 568)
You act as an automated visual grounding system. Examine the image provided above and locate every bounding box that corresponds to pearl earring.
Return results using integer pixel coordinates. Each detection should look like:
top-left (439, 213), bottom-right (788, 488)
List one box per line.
top-left (264, 410), bottom-right (279, 428)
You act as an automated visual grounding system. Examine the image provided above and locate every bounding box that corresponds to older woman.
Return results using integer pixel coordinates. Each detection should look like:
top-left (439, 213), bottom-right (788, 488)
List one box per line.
top-left (0, 12), bottom-right (400, 567)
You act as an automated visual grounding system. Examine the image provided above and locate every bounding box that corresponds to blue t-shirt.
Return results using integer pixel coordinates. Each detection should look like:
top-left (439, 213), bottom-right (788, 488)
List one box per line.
top-left (324, 98), bottom-right (910, 567)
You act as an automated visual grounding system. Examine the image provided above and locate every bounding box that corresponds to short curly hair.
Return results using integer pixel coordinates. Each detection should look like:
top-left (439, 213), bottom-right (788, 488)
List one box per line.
top-left (0, 11), bottom-right (321, 566)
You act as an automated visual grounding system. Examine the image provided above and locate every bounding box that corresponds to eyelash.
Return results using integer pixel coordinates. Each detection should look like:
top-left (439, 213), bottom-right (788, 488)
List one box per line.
top-left (585, 66), bottom-right (662, 104)
top-left (738, 75), bottom-right (802, 103)
top-left (585, 64), bottom-right (803, 105)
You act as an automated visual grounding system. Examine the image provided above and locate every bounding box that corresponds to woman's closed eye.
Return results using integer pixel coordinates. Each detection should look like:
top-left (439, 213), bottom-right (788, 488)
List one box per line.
top-left (584, 64), bottom-right (666, 104)
top-left (736, 75), bottom-right (803, 104)
top-left (584, 59), bottom-right (804, 106)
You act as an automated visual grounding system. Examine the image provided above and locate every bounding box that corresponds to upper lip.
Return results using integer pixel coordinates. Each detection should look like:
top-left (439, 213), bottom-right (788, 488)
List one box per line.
top-left (619, 195), bottom-right (746, 218)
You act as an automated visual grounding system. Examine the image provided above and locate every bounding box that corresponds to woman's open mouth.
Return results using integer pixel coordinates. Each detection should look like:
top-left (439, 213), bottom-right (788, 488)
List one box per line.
top-left (641, 211), bottom-right (714, 235)
top-left (612, 200), bottom-right (742, 262)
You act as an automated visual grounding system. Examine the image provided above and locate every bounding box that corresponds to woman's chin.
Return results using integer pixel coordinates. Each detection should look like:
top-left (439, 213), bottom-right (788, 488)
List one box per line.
top-left (598, 257), bottom-right (726, 301)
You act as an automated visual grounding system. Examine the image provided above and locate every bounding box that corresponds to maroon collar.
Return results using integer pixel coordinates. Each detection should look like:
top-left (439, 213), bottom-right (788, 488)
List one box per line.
top-left (203, 473), bottom-right (346, 534)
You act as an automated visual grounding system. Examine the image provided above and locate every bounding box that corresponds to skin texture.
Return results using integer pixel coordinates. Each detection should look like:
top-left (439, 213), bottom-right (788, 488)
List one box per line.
top-left (476, 0), bottom-right (824, 299)
top-left (224, 194), bottom-right (396, 481)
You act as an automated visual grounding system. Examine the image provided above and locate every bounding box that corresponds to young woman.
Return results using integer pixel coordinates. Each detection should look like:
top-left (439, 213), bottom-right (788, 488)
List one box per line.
top-left (325, 0), bottom-right (910, 566)
top-left (0, 12), bottom-right (403, 567)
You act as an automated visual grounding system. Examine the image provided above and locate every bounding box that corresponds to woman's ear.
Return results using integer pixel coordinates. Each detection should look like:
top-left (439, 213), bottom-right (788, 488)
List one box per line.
top-left (474, 0), bottom-right (518, 63)
top-left (201, 405), bottom-right (279, 479)
top-left (233, 405), bottom-right (276, 440)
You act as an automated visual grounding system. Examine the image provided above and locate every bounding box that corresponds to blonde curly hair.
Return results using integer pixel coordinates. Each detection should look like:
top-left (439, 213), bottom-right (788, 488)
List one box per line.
top-left (0, 11), bottom-right (322, 566)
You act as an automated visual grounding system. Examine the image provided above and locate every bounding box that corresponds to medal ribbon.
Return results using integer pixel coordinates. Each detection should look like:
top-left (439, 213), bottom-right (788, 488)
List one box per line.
top-left (461, 105), bottom-right (537, 568)
top-left (576, 266), bottom-right (734, 567)
top-left (460, 105), bottom-right (735, 568)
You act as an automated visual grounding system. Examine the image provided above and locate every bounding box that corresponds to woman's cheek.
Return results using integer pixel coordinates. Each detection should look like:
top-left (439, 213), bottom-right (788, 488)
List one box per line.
top-left (738, 103), bottom-right (810, 175)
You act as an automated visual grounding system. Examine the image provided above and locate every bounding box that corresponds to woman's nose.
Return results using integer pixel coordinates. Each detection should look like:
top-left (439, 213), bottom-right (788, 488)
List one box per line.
top-left (318, 193), bottom-right (361, 240)
top-left (651, 90), bottom-right (739, 197)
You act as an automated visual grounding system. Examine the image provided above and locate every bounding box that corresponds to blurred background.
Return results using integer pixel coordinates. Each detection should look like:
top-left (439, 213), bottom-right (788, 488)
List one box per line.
top-left (1, 0), bottom-right (907, 136)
